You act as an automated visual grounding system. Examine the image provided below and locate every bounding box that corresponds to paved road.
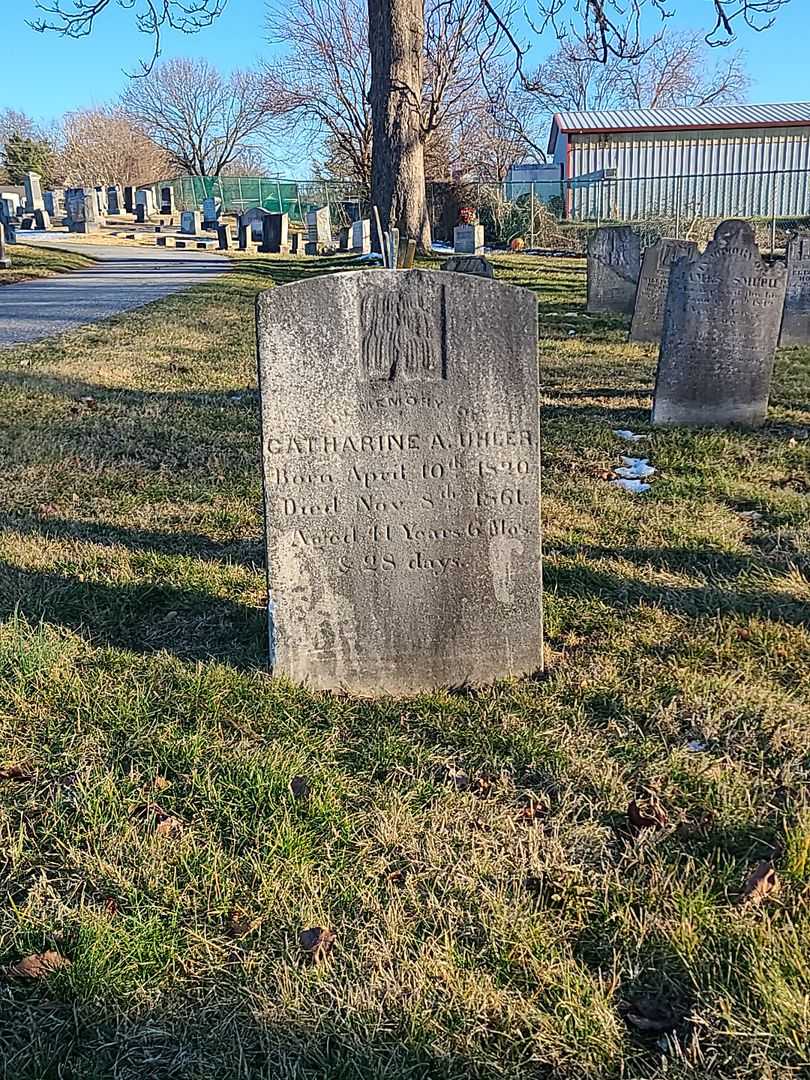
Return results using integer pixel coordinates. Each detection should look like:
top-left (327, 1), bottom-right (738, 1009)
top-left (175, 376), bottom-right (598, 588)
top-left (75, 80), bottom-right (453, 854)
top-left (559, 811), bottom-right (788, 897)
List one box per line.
top-left (0, 233), bottom-right (229, 348)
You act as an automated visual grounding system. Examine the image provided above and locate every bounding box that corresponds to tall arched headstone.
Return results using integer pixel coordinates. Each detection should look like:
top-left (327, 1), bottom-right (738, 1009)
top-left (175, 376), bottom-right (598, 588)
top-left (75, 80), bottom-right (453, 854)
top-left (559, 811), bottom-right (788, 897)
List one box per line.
top-left (780, 232), bottom-right (810, 346)
top-left (652, 220), bottom-right (787, 428)
top-left (630, 238), bottom-right (697, 342)
top-left (256, 269), bottom-right (542, 696)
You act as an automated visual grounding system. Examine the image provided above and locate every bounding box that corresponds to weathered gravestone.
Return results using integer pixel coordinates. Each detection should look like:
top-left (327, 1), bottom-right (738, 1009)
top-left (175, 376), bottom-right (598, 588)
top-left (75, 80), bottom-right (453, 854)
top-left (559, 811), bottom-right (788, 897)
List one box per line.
top-left (261, 212), bottom-right (288, 253)
top-left (350, 218), bottom-right (371, 254)
top-left (306, 206), bottom-right (331, 253)
top-left (107, 185), bottom-right (123, 214)
top-left (34, 208), bottom-right (51, 231)
top-left (124, 186), bottom-right (135, 213)
top-left (629, 238), bottom-right (698, 342)
top-left (587, 226), bottom-right (641, 315)
top-left (202, 197), bottom-right (219, 229)
top-left (289, 231), bottom-right (306, 255)
top-left (238, 220), bottom-right (257, 252)
top-left (780, 232), bottom-right (810, 346)
top-left (0, 224), bottom-right (9, 270)
top-left (135, 188), bottom-right (156, 222)
top-left (453, 224), bottom-right (484, 255)
top-left (95, 186), bottom-right (108, 215)
top-left (180, 210), bottom-right (202, 235)
top-left (23, 172), bottom-right (44, 212)
top-left (256, 269), bottom-right (542, 695)
top-left (160, 186), bottom-right (175, 215)
top-left (441, 255), bottom-right (494, 279)
top-left (218, 223), bottom-right (234, 250)
top-left (1, 192), bottom-right (20, 217)
top-left (240, 207), bottom-right (269, 243)
top-left (44, 189), bottom-right (65, 217)
top-left (653, 219), bottom-right (787, 428)
top-left (67, 190), bottom-right (102, 234)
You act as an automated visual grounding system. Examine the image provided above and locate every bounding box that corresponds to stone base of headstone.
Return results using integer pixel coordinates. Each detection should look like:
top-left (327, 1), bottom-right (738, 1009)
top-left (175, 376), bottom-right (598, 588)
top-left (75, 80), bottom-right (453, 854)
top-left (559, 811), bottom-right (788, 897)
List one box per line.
top-left (0, 258), bottom-right (10, 270)
top-left (156, 236), bottom-right (176, 247)
top-left (441, 255), bottom-right (493, 278)
top-left (453, 224), bottom-right (484, 255)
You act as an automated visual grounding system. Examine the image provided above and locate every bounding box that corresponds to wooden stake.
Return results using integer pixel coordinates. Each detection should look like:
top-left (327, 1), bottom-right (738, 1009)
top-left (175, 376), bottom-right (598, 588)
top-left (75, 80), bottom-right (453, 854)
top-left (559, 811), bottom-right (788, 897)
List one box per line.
top-left (372, 205), bottom-right (387, 266)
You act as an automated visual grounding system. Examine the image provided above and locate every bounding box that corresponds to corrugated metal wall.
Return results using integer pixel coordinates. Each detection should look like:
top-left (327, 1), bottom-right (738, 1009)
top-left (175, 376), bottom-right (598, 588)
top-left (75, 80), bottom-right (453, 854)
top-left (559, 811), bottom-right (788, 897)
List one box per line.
top-left (567, 125), bottom-right (810, 219)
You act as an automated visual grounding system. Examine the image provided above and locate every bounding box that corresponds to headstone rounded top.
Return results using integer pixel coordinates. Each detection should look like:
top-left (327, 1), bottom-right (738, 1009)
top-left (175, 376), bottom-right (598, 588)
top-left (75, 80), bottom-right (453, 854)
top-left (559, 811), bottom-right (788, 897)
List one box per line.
top-left (713, 218), bottom-right (755, 248)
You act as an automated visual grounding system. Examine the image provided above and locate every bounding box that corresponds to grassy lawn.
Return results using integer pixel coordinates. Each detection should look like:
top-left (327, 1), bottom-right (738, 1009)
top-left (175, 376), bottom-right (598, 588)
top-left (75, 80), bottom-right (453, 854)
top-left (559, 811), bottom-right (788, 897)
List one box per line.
top-left (0, 243), bottom-right (96, 286)
top-left (0, 252), bottom-right (808, 1079)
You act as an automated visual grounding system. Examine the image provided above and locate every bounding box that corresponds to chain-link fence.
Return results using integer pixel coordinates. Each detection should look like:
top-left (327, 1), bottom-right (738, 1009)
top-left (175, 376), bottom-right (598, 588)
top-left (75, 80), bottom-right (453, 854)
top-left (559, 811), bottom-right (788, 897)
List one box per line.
top-left (146, 169), bottom-right (810, 254)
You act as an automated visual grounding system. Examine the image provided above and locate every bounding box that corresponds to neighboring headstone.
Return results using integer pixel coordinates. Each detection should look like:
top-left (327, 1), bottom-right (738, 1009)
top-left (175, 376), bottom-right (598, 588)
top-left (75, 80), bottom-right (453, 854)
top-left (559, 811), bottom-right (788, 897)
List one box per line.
top-left (95, 186), bottom-right (108, 215)
top-left (124, 186), bottom-right (135, 213)
top-left (67, 191), bottom-right (102, 234)
top-left (453, 224), bottom-right (484, 255)
top-left (107, 185), bottom-right (123, 215)
top-left (441, 255), bottom-right (494, 279)
top-left (202, 196), bottom-right (220, 229)
top-left (180, 210), bottom-right (202, 235)
top-left (43, 189), bottom-right (64, 217)
top-left (780, 232), bottom-right (810, 346)
top-left (33, 208), bottom-right (51, 231)
top-left (629, 238), bottom-right (698, 342)
top-left (240, 207), bottom-right (269, 243)
top-left (261, 212), bottom-right (288, 253)
top-left (653, 219), bottom-right (787, 428)
top-left (160, 186), bottom-right (176, 216)
top-left (306, 206), bottom-right (331, 251)
top-left (0, 224), bottom-right (9, 270)
top-left (339, 226), bottom-right (350, 251)
top-left (135, 188), bottom-right (156, 221)
top-left (587, 226), bottom-right (642, 315)
top-left (290, 231), bottom-right (306, 255)
top-left (23, 172), bottom-right (44, 212)
top-left (238, 221), bottom-right (257, 252)
top-left (1, 192), bottom-right (20, 215)
top-left (255, 268), bottom-right (542, 696)
top-left (218, 223), bottom-right (234, 250)
top-left (350, 218), bottom-right (371, 254)
top-left (156, 236), bottom-right (177, 247)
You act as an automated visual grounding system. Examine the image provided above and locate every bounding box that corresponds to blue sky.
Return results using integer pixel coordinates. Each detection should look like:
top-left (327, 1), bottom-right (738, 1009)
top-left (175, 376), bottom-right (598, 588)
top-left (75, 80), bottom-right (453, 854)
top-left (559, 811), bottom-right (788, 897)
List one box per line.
top-left (1, 0), bottom-right (806, 177)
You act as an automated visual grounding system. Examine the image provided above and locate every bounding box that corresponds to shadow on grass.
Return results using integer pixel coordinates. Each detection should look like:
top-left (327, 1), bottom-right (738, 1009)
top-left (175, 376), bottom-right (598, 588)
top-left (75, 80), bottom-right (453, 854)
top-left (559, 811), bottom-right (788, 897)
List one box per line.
top-left (0, 561), bottom-right (265, 669)
top-left (0, 513), bottom-right (264, 568)
top-left (546, 561), bottom-right (810, 627)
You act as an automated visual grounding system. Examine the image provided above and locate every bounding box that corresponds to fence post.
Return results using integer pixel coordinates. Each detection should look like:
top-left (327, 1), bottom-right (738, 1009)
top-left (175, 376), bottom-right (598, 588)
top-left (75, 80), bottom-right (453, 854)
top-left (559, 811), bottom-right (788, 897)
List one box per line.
top-left (277, 179), bottom-right (283, 216)
top-left (675, 175), bottom-right (683, 239)
top-left (529, 182), bottom-right (535, 249)
top-left (237, 177), bottom-right (244, 215)
top-left (770, 177), bottom-right (777, 256)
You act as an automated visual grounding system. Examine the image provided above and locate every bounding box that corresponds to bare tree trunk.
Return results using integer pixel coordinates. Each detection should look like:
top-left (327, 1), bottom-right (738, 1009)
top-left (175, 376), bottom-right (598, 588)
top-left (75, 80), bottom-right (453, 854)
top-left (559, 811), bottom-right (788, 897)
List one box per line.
top-left (368, 0), bottom-right (431, 253)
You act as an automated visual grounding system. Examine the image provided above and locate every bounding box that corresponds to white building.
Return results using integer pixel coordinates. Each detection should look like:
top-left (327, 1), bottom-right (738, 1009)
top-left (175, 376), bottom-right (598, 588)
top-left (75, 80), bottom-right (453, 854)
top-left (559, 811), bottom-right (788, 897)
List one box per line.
top-left (547, 102), bottom-right (810, 220)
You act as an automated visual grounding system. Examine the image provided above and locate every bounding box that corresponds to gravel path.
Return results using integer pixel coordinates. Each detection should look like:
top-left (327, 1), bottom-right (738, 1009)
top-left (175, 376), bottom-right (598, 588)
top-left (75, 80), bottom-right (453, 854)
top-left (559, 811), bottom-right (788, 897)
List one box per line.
top-left (0, 233), bottom-right (229, 348)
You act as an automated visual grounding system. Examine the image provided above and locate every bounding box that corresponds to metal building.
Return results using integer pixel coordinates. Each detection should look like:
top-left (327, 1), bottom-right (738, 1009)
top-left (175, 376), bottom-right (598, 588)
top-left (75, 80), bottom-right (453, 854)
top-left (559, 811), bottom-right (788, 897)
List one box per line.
top-left (547, 102), bottom-right (810, 221)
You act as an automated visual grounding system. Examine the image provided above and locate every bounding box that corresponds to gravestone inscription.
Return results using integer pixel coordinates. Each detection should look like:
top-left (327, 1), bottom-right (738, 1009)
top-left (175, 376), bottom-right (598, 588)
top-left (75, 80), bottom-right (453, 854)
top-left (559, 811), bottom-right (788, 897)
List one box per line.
top-left (780, 232), bottom-right (810, 346)
top-left (256, 268), bottom-right (542, 696)
top-left (587, 226), bottom-right (641, 315)
top-left (653, 219), bottom-right (787, 428)
top-left (629, 238), bottom-right (698, 342)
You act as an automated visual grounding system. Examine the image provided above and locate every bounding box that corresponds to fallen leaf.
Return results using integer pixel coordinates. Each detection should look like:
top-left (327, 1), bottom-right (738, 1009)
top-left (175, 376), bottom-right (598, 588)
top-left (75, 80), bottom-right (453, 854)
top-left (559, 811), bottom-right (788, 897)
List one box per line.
top-left (0, 764), bottom-right (34, 782)
top-left (628, 795), bottom-right (668, 833)
top-left (2, 950), bottom-right (71, 979)
top-left (153, 776), bottom-right (171, 792)
top-left (155, 814), bottom-right (184, 838)
top-left (290, 775), bottom-right (310, 799)
top-left (299, 926), bottom-right (335, 964)
top-left (741, 860), bottom-right (779, 905)
top-left (516, 797), bottom-right (545, 825)
top-left (103, 897), bottom-right (119, 918)
top-left (227, 906), bottom-right (257, 938)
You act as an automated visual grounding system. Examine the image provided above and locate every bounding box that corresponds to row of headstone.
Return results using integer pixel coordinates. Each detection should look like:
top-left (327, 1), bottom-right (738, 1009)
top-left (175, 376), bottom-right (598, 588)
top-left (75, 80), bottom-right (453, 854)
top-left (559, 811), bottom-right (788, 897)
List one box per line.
top-left (588, 222), bottom-right (810, 427)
